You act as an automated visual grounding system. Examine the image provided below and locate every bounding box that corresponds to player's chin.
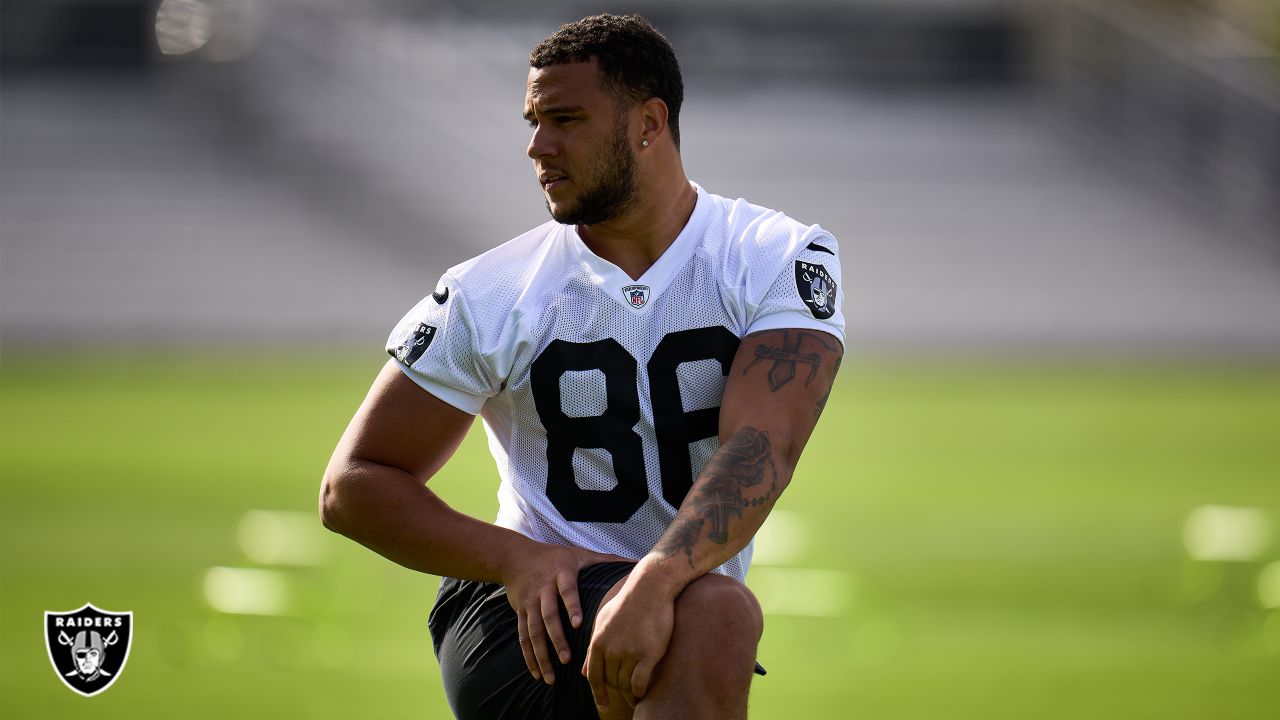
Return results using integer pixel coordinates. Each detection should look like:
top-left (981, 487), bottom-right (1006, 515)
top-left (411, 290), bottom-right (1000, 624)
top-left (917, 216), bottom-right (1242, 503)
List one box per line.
top-left (545, 199), bottom-right (580, 225)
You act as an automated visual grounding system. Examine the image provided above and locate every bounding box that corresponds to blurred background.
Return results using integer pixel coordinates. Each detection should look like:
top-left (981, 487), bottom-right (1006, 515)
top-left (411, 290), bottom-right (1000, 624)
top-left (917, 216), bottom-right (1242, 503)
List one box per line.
top-left (2, 0), bottom-right (1278, 717)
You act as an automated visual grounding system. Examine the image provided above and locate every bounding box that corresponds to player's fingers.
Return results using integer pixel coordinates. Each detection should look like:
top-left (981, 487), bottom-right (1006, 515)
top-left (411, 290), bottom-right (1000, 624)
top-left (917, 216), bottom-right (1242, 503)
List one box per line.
top-left (585, 643), bottom-right (609, 710)
top-left (541, 588), bottom-right (572, 665)
top-left (525, 604), bottom-right (556, 684)
top-left (556, 570), bottom-right (583, 630)
top-left (602, 653), bottom-right (622, 700)
top-left (631, 659), bottom-right (654, 701)
top-left (515, 610), bottom-right (540, 680)
top-left (616, 658), bottom-right (638, 708)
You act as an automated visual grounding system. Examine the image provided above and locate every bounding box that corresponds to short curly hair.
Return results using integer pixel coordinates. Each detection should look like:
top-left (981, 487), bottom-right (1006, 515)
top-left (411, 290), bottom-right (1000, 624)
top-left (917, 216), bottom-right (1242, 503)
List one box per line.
top-left (530, 14), bottom-right (684, 147)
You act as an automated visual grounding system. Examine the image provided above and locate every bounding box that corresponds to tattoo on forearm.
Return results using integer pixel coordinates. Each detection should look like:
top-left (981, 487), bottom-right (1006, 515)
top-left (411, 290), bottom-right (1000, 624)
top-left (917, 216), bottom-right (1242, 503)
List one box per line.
top-left (744, 330), bottom-right (838, 392)
top-left (655, 427), bottom-right (779, 568)
top-left (662, 517), bottom-right (705, 569)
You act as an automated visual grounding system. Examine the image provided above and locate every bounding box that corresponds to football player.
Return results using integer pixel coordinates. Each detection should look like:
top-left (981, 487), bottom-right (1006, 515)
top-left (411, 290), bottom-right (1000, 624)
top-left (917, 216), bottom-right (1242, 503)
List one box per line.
top-left (321, 13), bottom-right (844, 719)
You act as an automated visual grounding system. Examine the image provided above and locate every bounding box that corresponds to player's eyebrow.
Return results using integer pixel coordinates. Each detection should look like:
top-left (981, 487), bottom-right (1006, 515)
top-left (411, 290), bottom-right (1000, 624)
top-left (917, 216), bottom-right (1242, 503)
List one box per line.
top-left (523, 105), bottom-right (585, 122)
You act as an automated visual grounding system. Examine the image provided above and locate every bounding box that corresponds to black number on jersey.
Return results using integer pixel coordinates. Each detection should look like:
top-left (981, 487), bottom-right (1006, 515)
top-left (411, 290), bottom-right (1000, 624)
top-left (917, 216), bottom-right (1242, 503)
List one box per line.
top-left (530, 326), bottom-right (740, 523)
top-left (648, 326), bottom-right (740, 508)
top-left (531, 338), bottom-right (646, 522)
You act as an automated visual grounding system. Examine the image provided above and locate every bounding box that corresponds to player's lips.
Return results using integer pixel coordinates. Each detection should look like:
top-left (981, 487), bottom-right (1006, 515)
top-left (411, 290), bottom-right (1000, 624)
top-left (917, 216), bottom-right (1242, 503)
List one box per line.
top-left (539, 171), bottom-right (567, 191)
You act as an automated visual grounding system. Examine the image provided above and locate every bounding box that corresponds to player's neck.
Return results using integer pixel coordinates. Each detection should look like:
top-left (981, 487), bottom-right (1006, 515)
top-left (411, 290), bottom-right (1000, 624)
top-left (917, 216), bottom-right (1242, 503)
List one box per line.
top-left (577, 170), bottom-right (697, 281)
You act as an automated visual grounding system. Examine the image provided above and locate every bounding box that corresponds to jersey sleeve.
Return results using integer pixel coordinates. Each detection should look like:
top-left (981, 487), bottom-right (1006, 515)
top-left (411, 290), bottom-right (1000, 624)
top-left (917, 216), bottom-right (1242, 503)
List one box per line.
top-left (744, 230), bottom-right (846, 344)
top-left (385, 276), bottom-right (497, 415)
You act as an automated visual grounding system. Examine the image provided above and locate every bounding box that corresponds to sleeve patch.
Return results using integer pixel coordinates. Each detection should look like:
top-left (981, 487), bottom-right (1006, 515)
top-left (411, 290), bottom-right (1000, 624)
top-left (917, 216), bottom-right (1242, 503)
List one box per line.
top-left (795, 261), bottom-right (837, 320)
top-left (389, 322), bottom-right (437, 365)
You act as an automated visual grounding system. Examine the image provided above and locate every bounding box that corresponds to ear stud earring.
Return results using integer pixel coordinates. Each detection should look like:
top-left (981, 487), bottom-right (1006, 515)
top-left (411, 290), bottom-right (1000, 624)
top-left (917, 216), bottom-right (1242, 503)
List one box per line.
top-left (641, 139), bottom-right (649, 147)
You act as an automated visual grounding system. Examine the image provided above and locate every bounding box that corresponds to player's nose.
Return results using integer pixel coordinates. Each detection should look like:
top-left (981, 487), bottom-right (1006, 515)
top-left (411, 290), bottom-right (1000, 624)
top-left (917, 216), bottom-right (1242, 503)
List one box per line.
top-left (527, 125), bottom-right (556, 160)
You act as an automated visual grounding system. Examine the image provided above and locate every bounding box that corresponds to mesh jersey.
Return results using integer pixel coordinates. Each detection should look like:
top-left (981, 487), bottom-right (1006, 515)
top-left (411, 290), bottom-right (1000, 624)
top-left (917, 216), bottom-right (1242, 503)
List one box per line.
top-left (386, 184), bottom-right (845, 582)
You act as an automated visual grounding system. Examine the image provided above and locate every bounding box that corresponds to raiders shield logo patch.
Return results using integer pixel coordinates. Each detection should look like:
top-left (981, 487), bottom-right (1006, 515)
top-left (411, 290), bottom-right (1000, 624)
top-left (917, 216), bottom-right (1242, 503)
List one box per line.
top-left (621, 284), bottom-right (650, 309)
top-left (45, 603), bottom-right (133, 697)
top-left (795, 261), bottom-right (837, 319)
top-left (391, 322), bottom-right (437, 366)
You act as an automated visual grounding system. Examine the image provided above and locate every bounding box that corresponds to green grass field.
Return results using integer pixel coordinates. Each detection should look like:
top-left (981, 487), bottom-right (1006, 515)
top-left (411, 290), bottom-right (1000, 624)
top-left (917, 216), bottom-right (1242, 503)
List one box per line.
top-left (2, 353), bottom-right (1278, 718)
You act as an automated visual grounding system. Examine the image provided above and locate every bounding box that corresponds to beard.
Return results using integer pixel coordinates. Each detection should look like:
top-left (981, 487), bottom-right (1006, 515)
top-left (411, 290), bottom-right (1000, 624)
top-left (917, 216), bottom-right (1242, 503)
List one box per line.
top-left (546, 117), bottom-right (638, 226)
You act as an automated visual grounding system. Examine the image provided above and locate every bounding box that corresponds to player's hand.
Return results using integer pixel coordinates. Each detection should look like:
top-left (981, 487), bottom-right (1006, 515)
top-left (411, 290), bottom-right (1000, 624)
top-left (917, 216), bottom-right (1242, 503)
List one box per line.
top-left (584, 576), bottom-right (676, 711)
top-left (501, 543), bottom-right (628, 685)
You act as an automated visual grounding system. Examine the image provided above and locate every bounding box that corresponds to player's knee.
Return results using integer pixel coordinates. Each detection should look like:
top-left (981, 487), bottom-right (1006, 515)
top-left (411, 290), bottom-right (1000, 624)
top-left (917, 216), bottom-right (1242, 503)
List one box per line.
top-left (678, 574), bottom-right (764, 650)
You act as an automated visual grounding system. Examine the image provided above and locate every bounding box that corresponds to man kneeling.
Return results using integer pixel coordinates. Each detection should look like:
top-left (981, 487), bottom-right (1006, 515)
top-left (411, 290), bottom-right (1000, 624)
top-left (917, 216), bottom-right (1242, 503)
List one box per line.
top-left (321, 13), bottom-right (844, 719)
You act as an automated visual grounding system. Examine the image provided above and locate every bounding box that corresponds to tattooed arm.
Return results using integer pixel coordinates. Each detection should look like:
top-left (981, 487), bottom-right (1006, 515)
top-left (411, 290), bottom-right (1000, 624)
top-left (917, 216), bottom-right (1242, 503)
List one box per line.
top-left (583, 328), bottom-right (842, 707)
top-left (646, 327), bottom-right (843, 583)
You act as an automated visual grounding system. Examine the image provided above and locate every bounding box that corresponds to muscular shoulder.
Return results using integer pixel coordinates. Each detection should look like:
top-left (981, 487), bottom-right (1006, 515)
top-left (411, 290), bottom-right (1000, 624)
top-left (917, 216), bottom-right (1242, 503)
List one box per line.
top-left (437, 221), bottom-right (568, 337)
top-left (386, 221), bottom-right (569, 410)
top-left (445, 221), bottom-right (560, 303)
top-left (699, 190), bottom-right (839, 293)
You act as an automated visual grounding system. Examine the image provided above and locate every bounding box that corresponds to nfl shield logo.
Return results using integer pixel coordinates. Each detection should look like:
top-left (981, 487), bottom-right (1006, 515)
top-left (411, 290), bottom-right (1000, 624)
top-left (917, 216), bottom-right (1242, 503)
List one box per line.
top-left (622, 284), bottom-right (650, 309)
top-left (45, 603), bottom-right (133, 697)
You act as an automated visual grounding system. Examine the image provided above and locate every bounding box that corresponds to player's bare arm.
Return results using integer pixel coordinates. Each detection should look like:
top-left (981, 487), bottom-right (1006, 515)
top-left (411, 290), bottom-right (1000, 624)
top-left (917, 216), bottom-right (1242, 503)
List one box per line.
top-left (584, 328), bottom-right (843, 709)
top-left (658, 328), bottom-right (843, 571)
top-left (320, 361), bottom-right (625, 685)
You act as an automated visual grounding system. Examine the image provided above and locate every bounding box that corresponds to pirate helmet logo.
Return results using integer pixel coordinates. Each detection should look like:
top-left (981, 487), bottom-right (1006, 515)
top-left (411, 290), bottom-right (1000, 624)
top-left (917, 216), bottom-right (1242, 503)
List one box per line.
top-left (794, 261), bottom-right (837, 320)
top-left (810, 275), bottom-right (830, 310)
top-left (390, 322), bottom-right (437, 366)
top-left (45, 603), bottom-right (133, 697)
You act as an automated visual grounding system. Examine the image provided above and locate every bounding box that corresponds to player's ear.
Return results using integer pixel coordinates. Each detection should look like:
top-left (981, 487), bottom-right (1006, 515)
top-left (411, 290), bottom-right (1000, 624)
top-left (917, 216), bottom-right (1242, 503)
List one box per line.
top-left (639, 97), bottom-right (668, 144)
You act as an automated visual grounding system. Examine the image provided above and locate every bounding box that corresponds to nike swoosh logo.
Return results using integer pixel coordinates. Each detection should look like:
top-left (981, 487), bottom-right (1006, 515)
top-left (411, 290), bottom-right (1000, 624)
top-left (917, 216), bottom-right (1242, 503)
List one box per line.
top-left (432, 287), bottom-right (449, 304)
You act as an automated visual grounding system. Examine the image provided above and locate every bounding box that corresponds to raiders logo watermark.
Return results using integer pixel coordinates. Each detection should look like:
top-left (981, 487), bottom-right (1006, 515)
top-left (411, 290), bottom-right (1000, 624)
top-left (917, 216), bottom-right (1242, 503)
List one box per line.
top-left (795, 261), bottom-right (837, 320)
top-left (621, 284), bottom-right (650, 309)
top-left (45, 603), bottom-right (133, 697)
top-left (390, 322), bottom-right (437, 366)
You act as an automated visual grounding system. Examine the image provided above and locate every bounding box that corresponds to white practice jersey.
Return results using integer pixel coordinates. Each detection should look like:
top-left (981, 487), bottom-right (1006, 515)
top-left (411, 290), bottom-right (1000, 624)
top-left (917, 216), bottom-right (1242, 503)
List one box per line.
top-left (386, 184), bottom-right (844, 582)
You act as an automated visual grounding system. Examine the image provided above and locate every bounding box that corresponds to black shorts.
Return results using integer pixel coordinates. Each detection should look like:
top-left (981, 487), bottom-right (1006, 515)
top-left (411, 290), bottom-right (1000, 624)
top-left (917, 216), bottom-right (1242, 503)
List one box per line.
top-left (428, 561), bottom-right (636, 719)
